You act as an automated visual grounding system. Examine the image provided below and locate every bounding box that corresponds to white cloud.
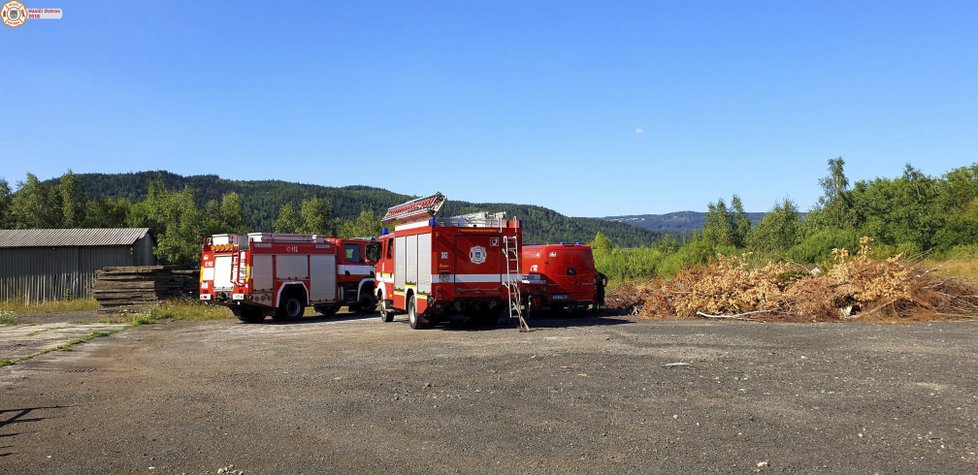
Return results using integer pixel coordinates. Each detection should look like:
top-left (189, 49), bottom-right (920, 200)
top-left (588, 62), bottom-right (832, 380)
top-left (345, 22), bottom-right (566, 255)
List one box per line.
top-left (634, 127), bottom-right (646, 136)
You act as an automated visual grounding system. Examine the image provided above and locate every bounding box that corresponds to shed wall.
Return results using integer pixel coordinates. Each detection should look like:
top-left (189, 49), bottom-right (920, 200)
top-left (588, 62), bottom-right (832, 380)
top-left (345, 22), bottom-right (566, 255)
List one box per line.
top-left (0, 246), bottom-right (136, 303)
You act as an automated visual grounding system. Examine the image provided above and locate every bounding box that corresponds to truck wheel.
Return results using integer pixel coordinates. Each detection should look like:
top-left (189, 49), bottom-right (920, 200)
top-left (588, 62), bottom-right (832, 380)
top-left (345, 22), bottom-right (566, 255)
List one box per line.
top-left (353, 293), bottom-right (377, 314)
top-left (407, 295), bottom-right (430, 329)
top-left (379, 296), bottom-right (394, 323)
top-left (236, 306), bottom-right (265, 323)
top-left (314, 304), bottom-right (340, 316)
top-left (275, 295), bottom-right (305, 320)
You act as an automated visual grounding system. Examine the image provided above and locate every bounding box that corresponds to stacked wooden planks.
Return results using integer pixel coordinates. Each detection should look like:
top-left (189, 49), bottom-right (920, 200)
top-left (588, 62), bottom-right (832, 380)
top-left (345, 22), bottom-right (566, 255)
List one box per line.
top-left (93, 266), bottom-right (198, 314)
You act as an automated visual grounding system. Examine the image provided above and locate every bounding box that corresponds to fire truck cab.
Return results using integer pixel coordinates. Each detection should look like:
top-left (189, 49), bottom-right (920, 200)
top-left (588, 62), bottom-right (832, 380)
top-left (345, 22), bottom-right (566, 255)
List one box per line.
top-left (199, 233), bottom-right (378, 323)
top-left (522, 243), bottom-right (598, 315)
top-left (374, 193), bottom-right (524, 329)
top-left (325, 237), bottom-right (379, 314)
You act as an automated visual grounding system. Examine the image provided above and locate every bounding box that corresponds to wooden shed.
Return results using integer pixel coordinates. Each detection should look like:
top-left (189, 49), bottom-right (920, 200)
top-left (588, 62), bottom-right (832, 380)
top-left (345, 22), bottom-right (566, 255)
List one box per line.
top-left (0, 228), bottom-right (155, 303)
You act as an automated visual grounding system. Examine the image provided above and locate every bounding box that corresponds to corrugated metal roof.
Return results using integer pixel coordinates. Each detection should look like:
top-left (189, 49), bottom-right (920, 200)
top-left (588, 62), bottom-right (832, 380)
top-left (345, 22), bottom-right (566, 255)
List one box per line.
top-left (0, 228), bottom-right (151, 248)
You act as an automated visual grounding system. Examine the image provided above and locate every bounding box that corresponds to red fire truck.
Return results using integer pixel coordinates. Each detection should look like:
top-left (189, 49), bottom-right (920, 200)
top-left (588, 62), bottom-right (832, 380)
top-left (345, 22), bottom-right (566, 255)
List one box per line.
top-left (199, 233), bottom-right (378, 323)
top-left (374, 193), bottom-right (527, 329)
top-left (521, 243), bottom-right (599, 315)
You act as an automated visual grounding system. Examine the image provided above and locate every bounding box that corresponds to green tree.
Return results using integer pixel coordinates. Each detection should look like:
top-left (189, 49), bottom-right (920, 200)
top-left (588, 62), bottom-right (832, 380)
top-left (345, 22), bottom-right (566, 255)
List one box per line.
top-left (203, 199), bottom-right (223, 236)
top-left (299, 197), bottom-right (334, 235)
top-left (936, 197), bottom-right (978, 249)
top-left (703, 198), bottom-right (734, 247)
top-left (127, 181), bottom-right (208, 267)
top-left (58, 170), bottom-right (86, 227)
top-left (748, 198), bottom-right (801, 253)
top-left (730, 194), bottom-right (751, 248)
top-left (0, 178), bottom-right (11, 228)
top-left (590, 231), bottom-right (614, 256)
top-left (338, 209), bottom-right (380, 238)
top-left (82, 198), bottom-right (131, 228)
top-left (273, 203), bottom-right (302, 233)
top-left (8, 173), bottom-right (59, 228)
top-left (219, 192), bottom-right (247, 234)
top-left (811, 157), bottom-right (855, 230)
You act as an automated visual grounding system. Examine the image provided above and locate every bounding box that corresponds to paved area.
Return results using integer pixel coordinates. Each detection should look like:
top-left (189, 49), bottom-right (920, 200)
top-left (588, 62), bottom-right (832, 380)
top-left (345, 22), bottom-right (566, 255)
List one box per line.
top-left (0, 322), bottom-right (128, 363)
top-left (1, 315), bottom-right (977, 474)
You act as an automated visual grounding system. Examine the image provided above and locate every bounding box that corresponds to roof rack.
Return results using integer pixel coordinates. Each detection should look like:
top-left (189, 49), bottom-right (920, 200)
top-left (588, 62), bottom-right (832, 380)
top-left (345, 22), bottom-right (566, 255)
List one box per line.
top-left (432, 211), bottom-right (511, 229)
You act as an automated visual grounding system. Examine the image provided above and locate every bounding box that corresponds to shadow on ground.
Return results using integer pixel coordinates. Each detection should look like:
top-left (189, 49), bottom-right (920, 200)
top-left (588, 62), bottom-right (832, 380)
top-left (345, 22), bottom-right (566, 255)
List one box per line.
top-left (0, 405), bottom-right (76, 458)
top-left (247, 309), bottom-right (634, 331)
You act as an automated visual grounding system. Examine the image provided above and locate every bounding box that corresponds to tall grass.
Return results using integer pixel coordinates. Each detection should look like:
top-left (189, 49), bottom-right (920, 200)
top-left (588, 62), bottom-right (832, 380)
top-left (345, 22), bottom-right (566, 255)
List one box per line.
top-left (128, 299), bottom-right (232, 325)
top-left (925, 257), bottom-right (978, 286)
top-left (0, 298), bottom-right (99, 314)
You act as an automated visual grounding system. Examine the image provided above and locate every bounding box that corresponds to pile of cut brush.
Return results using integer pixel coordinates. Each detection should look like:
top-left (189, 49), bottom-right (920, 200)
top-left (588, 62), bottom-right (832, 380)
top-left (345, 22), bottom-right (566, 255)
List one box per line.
top-left (607, 237), bottom-right (978, 322)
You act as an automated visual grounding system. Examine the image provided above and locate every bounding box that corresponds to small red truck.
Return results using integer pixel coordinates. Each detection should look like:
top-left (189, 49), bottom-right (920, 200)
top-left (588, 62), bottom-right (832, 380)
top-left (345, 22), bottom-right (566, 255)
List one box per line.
top-left (521, 243), bottom-right (599, 315)
top-left (374, 193), bottom-right (525, 329)
top-left (199, 233), bottom-right (378, 323)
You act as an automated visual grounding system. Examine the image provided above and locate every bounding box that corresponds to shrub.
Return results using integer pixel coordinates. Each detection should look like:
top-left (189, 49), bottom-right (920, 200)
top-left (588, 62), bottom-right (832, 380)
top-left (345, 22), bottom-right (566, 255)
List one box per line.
top-left (786, 228), bottom-right (861, 264)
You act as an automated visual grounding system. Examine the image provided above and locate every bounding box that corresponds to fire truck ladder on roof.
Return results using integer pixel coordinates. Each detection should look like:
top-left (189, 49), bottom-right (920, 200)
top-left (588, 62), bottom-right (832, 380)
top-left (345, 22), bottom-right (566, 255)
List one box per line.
top-left (503, 235), bottom-right (530, 332)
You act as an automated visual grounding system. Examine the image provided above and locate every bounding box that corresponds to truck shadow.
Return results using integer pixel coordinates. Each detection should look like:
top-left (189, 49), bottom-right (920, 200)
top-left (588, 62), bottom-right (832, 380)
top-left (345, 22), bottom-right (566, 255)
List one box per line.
top-left (0, 405), bottom-right (76, 458)
top-left (417, 314), bottom-right (635, 332)
top-left (266, 313), bottom-right (378, 325)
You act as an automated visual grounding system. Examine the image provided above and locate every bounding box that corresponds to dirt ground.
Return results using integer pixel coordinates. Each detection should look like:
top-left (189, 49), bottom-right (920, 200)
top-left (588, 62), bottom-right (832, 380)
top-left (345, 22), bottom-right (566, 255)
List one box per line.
top-left (2, 313), bottom-right (977, 474)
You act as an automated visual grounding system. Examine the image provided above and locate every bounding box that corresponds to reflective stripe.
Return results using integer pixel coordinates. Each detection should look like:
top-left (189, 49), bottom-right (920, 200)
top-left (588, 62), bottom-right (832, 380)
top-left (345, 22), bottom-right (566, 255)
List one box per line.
top-left (338, 264), bottom-right (373, 275)
top-left (439, 274), bottom-right (526, 283)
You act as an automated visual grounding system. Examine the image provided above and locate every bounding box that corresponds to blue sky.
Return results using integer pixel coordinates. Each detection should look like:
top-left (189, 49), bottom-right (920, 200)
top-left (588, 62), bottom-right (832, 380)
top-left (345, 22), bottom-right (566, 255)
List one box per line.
top-left (2, 1), bottom-right (976, 216)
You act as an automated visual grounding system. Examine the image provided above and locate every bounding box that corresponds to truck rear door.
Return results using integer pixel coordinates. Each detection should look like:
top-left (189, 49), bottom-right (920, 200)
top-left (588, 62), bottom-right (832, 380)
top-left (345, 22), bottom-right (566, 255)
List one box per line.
top-left (213, 253), bottom-right (234, 291)
top-left (454, 233), bottom-right (502, 296)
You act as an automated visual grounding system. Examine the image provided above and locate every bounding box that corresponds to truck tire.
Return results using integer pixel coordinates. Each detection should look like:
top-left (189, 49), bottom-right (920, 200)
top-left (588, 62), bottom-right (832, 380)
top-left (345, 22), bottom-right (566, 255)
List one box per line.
top-left (236, 306), bottom-right (265, 323)
top-left (407, 295), bottom-right (430, 329)
top-left (379, 293), bottom-right (394, 323)
top-left (353, 293), bottom-right (377, 314)
top-left (275, 295), bottom-right (305, 320)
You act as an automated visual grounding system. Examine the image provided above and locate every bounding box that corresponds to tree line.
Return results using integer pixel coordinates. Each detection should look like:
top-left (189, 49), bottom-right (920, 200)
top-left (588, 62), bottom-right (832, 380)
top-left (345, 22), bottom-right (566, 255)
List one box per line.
top-left (592, 158), bottom-right (978, 281)
top-left (0, 173), bottom-right (380, 267)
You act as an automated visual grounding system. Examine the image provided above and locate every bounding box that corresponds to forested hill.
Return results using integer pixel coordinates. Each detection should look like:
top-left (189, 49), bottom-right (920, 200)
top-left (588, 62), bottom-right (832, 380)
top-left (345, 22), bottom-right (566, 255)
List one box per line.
top-left (64, 171), bottom-right (658, 246)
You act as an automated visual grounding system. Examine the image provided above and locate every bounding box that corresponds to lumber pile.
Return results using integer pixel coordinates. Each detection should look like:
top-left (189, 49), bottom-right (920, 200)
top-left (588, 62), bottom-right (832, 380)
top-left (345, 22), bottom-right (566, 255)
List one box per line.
top-left (93, 266), bottom-right (198, 314)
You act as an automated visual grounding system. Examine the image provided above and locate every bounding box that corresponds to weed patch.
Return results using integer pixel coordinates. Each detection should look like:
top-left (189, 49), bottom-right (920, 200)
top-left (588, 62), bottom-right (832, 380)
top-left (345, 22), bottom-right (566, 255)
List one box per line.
top-left (0, 310), bottom-right (17, 325)
top-left (0, 298), bottom-right (99, 314)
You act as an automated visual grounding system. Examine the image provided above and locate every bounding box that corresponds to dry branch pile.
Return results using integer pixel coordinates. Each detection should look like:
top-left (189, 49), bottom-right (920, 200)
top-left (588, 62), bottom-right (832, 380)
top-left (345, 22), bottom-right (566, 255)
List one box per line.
top-left (607, 237), bottom-right (978, 322)
top-left (93, 266), bottom-right (198, 314)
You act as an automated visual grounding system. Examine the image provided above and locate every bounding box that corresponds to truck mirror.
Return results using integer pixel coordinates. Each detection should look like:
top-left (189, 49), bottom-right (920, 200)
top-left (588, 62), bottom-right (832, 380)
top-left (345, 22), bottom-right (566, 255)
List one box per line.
top-left (365, 241), bottom-right (381, 262)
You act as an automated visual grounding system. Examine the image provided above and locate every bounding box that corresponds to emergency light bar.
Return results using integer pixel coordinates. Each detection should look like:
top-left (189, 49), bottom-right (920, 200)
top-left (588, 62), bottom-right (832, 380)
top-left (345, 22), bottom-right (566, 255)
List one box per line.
top-left (382, 192), bottom-right (447, 223)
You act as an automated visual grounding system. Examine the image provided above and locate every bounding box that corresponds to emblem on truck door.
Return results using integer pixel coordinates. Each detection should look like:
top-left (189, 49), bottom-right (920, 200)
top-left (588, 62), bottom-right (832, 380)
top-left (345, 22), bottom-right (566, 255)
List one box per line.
top-left (469, 246), bottom-right (487, 264)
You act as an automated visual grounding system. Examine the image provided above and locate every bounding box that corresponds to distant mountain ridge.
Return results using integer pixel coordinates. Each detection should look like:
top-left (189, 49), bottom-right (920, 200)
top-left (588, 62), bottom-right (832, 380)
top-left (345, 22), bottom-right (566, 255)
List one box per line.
top-left (57, 171), bottom-right (659, 247)
top-left (601, 211), bottom-right (768, 233)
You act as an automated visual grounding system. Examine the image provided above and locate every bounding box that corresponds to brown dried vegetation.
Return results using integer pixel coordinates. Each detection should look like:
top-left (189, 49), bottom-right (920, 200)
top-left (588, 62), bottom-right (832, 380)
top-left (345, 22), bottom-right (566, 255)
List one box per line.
top-left (606, 237), bottom-right (978, 322)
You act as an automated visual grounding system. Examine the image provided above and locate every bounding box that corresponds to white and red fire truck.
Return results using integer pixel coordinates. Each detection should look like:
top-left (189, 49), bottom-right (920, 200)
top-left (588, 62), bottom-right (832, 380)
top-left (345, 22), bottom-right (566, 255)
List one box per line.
top-left (199, 233), bottom-right (378, 323)
top-left (374, 193), bottom-right (526, 329)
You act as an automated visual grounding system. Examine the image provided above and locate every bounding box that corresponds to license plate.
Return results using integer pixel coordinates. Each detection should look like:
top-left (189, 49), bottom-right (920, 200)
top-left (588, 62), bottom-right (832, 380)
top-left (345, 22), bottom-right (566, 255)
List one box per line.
top-left (551, 294), bottom-right (568, 301)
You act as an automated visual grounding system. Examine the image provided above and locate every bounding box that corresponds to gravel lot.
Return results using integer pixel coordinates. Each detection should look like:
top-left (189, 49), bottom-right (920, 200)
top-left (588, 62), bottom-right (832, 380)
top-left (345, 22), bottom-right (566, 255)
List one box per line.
top-left (2, 314), bottom-right (977, 474)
